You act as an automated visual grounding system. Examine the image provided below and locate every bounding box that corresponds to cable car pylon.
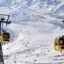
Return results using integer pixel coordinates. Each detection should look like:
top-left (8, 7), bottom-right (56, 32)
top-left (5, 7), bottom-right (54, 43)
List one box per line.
top-left (0, 14), bottom-right (11, 64)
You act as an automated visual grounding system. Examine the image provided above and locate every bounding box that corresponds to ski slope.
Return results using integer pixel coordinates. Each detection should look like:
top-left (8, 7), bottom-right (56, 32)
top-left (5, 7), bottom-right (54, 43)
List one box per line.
top-left (2, 21), bottom-right (64, 64)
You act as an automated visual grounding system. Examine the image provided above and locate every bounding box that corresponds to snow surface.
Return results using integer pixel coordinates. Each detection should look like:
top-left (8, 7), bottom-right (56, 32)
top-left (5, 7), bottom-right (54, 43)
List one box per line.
top-left (2, 22), bottom-right (64, 64)
top-left (0, 0), bottom-right (64, 64)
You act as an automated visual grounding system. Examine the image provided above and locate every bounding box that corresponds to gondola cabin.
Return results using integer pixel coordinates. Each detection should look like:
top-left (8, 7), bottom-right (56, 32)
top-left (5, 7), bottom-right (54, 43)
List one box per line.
top-left (0, 32), bottom-right (10, 44)
top-left (54, 36), bottom-right (64, 52)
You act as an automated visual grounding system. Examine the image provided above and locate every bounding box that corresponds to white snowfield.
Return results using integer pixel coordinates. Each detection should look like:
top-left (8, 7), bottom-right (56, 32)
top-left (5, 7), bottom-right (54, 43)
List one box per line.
top-left (2, 21), bottom-right (64, 64)
top-left (0, 0), bottom-right (64, 64)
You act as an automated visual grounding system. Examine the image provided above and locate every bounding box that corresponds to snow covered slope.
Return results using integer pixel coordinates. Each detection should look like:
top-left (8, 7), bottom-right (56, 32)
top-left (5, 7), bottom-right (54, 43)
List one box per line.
top-left (0, 0), bottom-right (64, 64)
top-left (3, 22), bottom-right (64, 64)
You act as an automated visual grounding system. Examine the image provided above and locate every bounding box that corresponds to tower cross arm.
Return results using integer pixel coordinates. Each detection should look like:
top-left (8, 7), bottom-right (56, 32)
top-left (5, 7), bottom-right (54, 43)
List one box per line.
top-left (0, 21), bottom-right (11, 24)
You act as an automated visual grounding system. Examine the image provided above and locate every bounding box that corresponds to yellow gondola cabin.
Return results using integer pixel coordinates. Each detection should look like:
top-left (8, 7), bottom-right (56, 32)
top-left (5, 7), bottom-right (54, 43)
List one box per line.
top-left (54, 36), bottom-right (64, 52)
top-left (0, 32), bottom-right (10, 44)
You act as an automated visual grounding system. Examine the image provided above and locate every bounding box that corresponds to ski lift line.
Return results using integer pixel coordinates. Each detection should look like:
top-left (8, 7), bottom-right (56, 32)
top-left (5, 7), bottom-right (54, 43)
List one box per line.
top-left (0, 21), bottom-right (11, 24)
top-left (7, 15), bottom-right (10, 22)
top-left (0, 14), bottom-right (10, 17)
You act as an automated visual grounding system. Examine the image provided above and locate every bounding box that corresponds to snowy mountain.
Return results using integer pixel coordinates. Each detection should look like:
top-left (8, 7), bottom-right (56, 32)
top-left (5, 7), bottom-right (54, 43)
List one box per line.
top-left (8, 0), bottom-right (64, 24)
top-left (0, 0), bottom-right (64, 22)
top-left (0, 0), bottom-right (64, 64)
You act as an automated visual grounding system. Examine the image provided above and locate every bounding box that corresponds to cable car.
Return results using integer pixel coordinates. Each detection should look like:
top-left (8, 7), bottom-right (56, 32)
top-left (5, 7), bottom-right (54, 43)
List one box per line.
top-left (54, 36), bottom-right (64, 52)
top-left (0, 14), bottom-right (11, 44)
top-left (0, 32), bottom-right (10, 44)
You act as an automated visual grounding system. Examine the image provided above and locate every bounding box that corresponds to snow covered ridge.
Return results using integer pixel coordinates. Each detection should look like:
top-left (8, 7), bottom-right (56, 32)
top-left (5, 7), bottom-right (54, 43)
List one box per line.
top-left (0, 0), bottom-right (64, 14)
top-left (10, 0), bottom-right (64, 22)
